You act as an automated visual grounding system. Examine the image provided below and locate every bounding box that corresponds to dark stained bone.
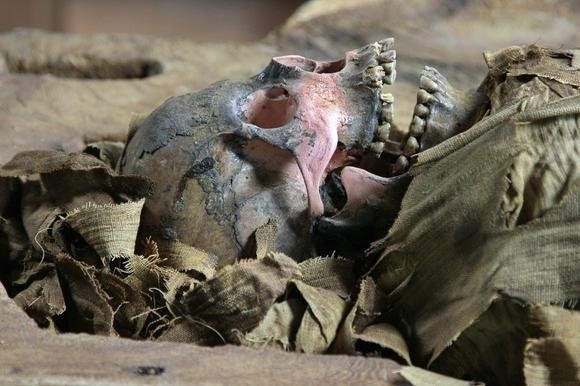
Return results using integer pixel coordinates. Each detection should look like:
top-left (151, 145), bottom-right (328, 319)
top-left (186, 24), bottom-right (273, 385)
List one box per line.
top-left (237, 39), bottom-right (396, 216)
top-left (120, 39), bottom-right (396, 265)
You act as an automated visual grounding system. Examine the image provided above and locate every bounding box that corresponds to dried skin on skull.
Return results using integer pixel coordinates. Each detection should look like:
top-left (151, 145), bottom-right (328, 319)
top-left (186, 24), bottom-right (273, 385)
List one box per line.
top-left (120, 39), bottom-right (397, 264)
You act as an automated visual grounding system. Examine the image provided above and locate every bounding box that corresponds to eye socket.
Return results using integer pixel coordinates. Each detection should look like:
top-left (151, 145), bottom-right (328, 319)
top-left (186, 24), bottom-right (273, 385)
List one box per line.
top-left (244, 87), bottom-right (298, 129)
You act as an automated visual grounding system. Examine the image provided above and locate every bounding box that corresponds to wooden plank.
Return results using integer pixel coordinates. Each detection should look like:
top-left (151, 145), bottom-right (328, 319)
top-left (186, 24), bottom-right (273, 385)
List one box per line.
top-left (0, 284), bottom-right (408, 385)
top-left (0, 29), bottom-right (278, 164)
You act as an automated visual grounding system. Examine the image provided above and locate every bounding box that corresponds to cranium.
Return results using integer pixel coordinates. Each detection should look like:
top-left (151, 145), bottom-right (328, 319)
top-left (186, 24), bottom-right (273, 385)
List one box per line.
top-left (120, 39), bottom-right (397, 264)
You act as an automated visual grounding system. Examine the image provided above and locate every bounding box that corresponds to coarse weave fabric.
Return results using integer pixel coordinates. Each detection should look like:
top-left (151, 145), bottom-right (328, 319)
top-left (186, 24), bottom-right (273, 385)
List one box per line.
top-left (0, 44), bottom-right (579, 386)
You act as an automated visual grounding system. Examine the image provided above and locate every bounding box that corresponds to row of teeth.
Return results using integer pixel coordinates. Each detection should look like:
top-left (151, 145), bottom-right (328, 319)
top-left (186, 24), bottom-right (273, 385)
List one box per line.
top-left (364, 59), bottom-right (397, 87)
top-left (393, 71), bottom-right (440, 174)
top-left (369, 91), bottom-right (395, 157)
top-left (366, 39), bottom-right (397, 158)
top-left (362, 39), bottom-right (395, 88)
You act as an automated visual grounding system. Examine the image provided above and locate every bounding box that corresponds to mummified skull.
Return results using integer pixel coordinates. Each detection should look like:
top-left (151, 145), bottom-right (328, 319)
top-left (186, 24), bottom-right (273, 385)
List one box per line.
top-left (120, 39), bottom-right (397, 264)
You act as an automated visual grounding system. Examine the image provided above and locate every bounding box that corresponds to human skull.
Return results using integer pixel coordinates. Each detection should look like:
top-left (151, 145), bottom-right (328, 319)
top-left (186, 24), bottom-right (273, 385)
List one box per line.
top-left (120, 39), bottom-right (397, 265)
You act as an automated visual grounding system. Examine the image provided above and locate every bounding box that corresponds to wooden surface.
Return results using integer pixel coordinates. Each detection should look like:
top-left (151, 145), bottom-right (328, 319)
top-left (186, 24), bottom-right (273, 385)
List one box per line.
top-left (0, 29), bottom-right (279, 165)
top-left (0, 284), bottom-right (408, 385)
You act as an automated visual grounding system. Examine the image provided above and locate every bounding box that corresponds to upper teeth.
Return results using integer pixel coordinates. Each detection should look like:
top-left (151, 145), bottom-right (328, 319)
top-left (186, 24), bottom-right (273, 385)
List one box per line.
top-left (378, 123), bottom-right (391, 142)
top-left (380, 92), bottom-right (394, 103)
top-left (365, 65), bottom-right (386, 88)
top-left (381, 105), bottom-right (393, 123)
top-left (366, 66), bottom-right (385, 80)
top-left (378, 50), bottom-right (396, 63)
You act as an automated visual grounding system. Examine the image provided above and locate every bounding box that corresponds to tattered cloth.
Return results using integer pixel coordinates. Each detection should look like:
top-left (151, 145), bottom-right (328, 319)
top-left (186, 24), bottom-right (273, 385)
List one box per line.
top-left (1, 45), bottom-right (579, 386)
